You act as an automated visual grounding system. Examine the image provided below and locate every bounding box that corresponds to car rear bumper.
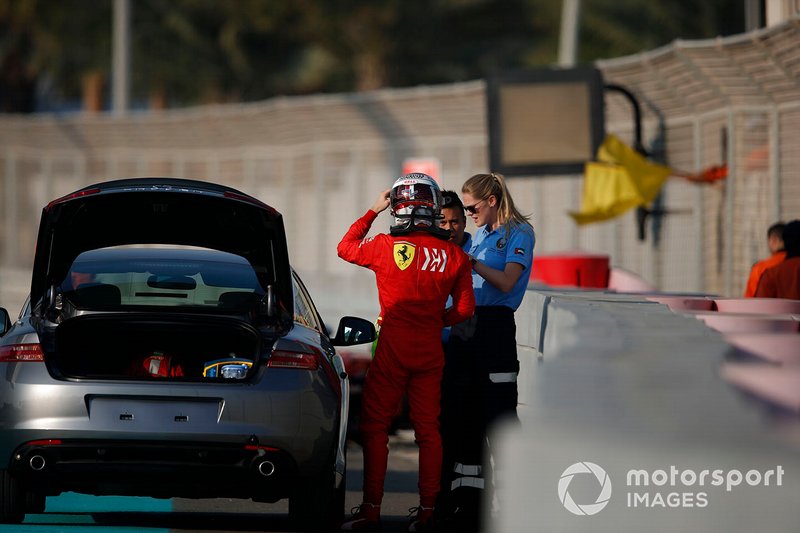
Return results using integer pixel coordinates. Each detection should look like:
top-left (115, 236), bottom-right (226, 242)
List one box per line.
top-left (10, 438), bottom-right (297, 501)
top-left (0, 368), bottom-right (343, 483)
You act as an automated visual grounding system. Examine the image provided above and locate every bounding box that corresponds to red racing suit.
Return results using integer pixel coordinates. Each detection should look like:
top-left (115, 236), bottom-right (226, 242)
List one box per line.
top-left (337, 210), bottom-right (475, 507)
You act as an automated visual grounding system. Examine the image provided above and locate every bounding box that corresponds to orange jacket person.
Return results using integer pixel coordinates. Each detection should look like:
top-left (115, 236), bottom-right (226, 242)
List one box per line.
top-left (744, 222), bottom-right (785, 297)
top-left (338, 173), bottom-right (475, 531)
top-left (755, 220), bottom-right (800, 300)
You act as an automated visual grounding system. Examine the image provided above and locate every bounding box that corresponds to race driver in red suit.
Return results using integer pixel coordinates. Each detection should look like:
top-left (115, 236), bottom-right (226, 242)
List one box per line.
top-left (339, 173), bottom-right (475, 532)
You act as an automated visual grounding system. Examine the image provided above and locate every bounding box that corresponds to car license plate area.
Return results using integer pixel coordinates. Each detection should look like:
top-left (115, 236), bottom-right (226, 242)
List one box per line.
top-left (88, 396), bottom-right (222, 431)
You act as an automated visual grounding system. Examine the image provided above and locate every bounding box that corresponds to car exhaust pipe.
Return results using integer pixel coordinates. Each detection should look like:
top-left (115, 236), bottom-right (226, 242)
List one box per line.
top-left (257, 460), bottom-right (275, 477)
top-left (29, 455), bottom-right (46, 471)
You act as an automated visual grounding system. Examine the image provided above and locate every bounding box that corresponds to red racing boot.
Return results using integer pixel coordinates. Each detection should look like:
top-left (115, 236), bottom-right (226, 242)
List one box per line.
top-left (341, 503), bottom-right (381, 531)
top-left (407, 505), bottom-right (435, 532)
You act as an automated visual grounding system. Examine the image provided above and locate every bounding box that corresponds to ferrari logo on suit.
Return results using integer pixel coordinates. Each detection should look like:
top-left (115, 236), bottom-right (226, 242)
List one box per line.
top-left (394, 242), bottom-right (416, 270)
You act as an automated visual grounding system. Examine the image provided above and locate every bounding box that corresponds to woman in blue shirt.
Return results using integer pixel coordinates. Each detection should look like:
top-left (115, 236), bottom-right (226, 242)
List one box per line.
top-left (437, 172), bottom-right (535, 530)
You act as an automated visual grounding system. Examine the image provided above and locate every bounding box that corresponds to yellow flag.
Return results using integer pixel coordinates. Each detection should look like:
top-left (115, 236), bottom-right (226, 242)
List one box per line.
top-left (569, 162), bottom-right (641, 224)
top-left (597, 134), bottom-right (671, 204)
top-left (569, 135), bottom-right (672, 225)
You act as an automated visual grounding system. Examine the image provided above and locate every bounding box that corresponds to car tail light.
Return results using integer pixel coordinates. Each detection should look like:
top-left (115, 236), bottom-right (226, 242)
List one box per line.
top-left (25, 439), bottom-right (62, 446)
top-left (0, 343), bottom-right (45, 362)
top-left (244, 445), bottom-right (280, 452)
top-left (45, 188), bottom-right (101, 211)
top-left (267, 349), bottom-right (320, 370)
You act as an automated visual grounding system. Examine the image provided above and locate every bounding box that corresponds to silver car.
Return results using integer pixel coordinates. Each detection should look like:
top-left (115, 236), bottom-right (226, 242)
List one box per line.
top-left (0, 178), bottom-right (374, 529)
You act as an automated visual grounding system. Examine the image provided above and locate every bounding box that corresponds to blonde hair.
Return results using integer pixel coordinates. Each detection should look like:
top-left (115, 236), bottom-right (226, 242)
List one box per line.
top-left (462, 172), bottom-right (533, 237)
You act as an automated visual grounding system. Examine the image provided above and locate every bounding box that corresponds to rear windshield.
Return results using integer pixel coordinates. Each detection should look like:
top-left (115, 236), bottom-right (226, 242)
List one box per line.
top-left (59, 247), bottom-right (265, 310)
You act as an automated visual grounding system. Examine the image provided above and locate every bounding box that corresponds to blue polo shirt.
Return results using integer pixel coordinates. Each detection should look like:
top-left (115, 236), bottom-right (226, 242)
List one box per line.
top-left (469, 223), bottom-right (535, 310)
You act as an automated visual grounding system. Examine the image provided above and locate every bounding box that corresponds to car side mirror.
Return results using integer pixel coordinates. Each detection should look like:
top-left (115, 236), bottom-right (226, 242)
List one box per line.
top-left (0, 308), bottom-right (10, 337)
top-left (332, 316), bottom-right (376, 346)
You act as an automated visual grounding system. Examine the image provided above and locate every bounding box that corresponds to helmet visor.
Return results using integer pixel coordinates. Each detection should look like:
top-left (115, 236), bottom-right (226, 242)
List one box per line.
top-left (391, 183), bottom-right (436, 211)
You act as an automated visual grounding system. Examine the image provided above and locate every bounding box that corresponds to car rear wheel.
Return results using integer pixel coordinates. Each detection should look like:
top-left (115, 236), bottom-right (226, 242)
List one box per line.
top-left (288, 466), bottom-right (345, 531)
top-left (0, 470), bottom-right (25, 523)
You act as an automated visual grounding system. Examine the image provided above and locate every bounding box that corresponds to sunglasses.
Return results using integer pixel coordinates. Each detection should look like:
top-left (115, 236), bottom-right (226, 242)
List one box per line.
top-left (464, 199), bottom-right (485, 215)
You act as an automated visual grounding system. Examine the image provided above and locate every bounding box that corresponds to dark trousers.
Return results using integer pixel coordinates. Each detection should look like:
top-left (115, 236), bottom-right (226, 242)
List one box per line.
top-left (437, 306), bottom-right (519, 527)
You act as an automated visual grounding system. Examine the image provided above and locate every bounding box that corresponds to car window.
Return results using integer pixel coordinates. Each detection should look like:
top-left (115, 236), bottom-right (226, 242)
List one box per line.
top-left (292, 273), bottom-right (321, 332)
top-left (60, 247), bottom-right (264, 310)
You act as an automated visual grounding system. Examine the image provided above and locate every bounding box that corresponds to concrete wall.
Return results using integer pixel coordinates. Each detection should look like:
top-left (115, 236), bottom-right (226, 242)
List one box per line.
top-left (498, 287), bottom-right (800, 532)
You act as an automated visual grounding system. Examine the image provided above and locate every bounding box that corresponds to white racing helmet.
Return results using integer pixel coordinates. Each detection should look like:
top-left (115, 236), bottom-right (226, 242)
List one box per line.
top-left (389, 173), bottom-right (444, 235)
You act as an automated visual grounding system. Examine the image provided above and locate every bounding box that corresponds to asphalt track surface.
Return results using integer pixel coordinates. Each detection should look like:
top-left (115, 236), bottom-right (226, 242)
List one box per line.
top-left (8, 433), bottom-right (421, 533)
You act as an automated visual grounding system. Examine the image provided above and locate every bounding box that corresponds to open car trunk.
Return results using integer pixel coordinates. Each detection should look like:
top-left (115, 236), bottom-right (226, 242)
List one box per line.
top-left (30, 178), bottom-right (294, 327)
top-left (50, 315), bottom-right (263, 381)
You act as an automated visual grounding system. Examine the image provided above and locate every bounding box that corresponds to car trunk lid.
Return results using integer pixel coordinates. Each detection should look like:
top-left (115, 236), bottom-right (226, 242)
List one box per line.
top-left (30, 178), bottom-right (293, 324)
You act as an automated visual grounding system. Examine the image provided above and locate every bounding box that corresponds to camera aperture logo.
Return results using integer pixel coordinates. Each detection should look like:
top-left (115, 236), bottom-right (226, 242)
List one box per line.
top-left (558, 462), bottom-right (612, 516)
top-left (558, 462), bottom-right (785, 514)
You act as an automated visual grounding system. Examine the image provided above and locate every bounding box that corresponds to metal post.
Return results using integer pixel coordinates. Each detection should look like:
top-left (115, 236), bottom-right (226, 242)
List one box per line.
top-left (604, 84), bottom-right (644, 153)
top-left (724, 112), bottom-right (736, 296)
top-left (112, 0), bottom-right (131, 115)
top-left (769, 107), bottom-right (781, 223)
top-left (744, 0), bottom-right (762, 30)
top-left (558, 0), bottom-right (582, 67)
top-left (603, 83), bottom-right (650, 242)
top-left (559, 0), bottom-right (582, 250)
top-left (693, 118), bottom-right (705, 293)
